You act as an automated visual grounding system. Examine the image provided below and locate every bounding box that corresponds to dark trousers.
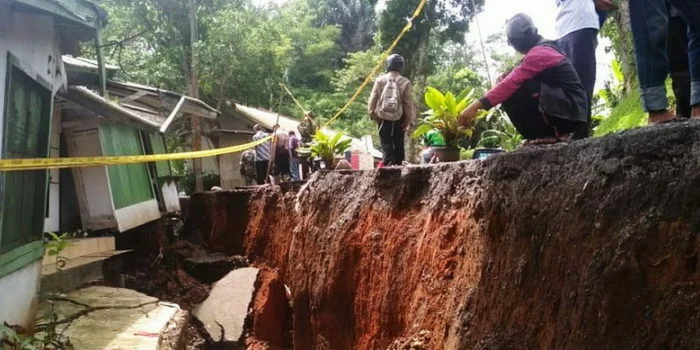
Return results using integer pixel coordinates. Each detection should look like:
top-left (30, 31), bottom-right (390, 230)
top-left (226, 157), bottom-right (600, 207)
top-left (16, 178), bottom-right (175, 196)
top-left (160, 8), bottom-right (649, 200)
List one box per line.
top-left (557, 28), bottom-right (598, 137)
top-left (501, 81), bottom-right (585, 140)
top-left (630, 0), bottom-right (700, 110)
top-left (669, 14), bottom-right (692, 117)
top-left (378, 120), bottom-right (404, 166)
top-left (255, 160), bottom-right (269, 185)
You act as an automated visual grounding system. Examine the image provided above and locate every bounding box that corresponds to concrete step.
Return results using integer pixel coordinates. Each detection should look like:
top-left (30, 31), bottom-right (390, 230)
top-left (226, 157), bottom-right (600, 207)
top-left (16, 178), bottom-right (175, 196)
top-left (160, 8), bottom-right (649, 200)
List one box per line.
top-left (41, 250), bottom-right (131, 294)
top-left (42, 237), bottom-right (116, 265)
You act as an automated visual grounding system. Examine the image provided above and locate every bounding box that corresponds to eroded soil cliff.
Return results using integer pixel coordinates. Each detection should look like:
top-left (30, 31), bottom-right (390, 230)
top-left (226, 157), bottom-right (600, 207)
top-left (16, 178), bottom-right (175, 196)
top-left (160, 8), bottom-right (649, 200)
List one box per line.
top-left (185, 122), bottom-right (700, 349)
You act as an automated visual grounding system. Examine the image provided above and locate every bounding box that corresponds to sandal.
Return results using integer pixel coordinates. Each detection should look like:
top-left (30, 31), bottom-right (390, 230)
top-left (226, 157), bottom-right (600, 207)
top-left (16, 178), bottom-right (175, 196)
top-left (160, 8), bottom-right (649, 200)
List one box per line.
top-left (521, 134), bottom-right (571, 147)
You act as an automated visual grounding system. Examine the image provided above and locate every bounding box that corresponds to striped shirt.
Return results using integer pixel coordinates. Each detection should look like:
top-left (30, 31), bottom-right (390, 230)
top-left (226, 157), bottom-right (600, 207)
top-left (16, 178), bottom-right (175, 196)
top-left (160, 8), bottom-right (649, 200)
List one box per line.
top-left (253, 131), bottom-right (272, 161)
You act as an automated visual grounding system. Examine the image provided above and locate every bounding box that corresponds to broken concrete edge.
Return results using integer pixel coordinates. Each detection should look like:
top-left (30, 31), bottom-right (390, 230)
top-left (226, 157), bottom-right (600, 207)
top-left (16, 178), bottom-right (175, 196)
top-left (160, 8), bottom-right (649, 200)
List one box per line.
top-left (160, 307), bottom-right (189, 350)
top-left (244, 268), bottom-right (294, 349)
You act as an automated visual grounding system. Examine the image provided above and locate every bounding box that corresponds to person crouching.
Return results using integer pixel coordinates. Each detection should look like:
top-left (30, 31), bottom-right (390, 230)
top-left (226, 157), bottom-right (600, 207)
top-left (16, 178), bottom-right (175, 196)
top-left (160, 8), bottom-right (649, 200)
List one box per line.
top-left (459, 13), bottom-right (587, 145)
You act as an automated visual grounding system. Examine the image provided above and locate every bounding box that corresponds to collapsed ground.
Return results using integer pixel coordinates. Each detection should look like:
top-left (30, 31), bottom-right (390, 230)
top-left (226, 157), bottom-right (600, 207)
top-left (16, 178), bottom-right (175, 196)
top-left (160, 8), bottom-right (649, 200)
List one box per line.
top-left (113, 121), bottom-right (699, 349)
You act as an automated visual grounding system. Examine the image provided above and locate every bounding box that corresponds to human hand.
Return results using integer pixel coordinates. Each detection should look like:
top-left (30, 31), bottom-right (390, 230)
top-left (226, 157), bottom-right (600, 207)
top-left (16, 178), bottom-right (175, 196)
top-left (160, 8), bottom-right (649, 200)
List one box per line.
top-left (459, 103), bottom-right (480, 126)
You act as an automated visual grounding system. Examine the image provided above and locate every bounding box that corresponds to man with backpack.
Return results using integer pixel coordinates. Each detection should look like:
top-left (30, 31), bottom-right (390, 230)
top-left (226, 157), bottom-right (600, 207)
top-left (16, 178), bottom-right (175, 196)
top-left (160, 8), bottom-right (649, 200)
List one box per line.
top-left (368, 54), bottom-right (417, 166)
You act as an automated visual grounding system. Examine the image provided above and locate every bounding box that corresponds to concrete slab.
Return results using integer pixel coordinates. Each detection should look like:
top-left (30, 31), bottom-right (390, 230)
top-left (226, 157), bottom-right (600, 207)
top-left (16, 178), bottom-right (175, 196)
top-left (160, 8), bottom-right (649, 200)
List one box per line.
top-left (42, 237), bottom-right (116, 266)
top-left (193, 267), bottom-right (260, 342)
top-left (37, 286), bottom-right (185, 350)
top-left (41, 250), bottom-right (131, 293)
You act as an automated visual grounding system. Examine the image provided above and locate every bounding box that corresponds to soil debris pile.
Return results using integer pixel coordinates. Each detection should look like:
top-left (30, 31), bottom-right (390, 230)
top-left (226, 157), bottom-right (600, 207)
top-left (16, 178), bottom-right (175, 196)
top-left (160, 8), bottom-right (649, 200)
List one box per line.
top-left (186, 122), bottom-right (700, 349)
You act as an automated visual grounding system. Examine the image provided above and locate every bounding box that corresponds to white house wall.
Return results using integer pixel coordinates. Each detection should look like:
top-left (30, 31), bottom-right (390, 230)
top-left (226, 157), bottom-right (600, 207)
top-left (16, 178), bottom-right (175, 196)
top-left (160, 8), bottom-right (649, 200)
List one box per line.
top-left (0, 9), bottom-right (66, 157)
top-left (0, 8), bottom-right (66, 327)
top-left (0, 261), bottom-right (41, 328)
top-left (44, 104), bottom-right (62, 232)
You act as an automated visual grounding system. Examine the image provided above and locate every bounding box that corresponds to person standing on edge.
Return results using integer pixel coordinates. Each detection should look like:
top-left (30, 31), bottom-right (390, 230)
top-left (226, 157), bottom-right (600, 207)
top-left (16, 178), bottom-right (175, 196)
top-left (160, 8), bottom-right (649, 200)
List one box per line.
top-left (239, 149), bottom-right (256, 186)
top-left (368, 54), bottom-right (416, 166)
top-left (288, 130), bottom-right (301, 181)
top-left (628, 0), bottom-right (700, 123)
top-left (252, 124), bottom-right (271, 185)
top-left (555, 0), bottom-right (606, 138)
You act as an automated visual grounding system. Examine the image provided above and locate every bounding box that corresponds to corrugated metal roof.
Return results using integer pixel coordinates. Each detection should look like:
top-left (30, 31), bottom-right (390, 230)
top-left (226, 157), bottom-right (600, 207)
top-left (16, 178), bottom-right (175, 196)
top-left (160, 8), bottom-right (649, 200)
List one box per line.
top-left (108, 81), bottom-right (220, 115)
top-left (63, 86), bottom-right (161, 131)
top-left (63, 56), bottom-right (119, 71)
top-left (233, 104), bottom-right (383, 158)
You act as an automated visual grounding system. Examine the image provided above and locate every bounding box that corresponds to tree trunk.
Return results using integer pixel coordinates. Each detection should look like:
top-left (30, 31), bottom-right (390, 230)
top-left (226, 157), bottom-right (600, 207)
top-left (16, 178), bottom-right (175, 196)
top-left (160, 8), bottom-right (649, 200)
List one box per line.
top-left (615, 1), bottom-right (637, 92)
top-left (189, 0), bottom-right (203, 192)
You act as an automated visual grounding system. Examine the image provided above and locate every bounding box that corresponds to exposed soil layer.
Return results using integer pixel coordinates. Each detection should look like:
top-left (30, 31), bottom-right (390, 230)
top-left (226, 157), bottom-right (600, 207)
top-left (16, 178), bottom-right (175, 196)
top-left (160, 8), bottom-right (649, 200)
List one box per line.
top-left (186, 122), bottom-right (700, 349)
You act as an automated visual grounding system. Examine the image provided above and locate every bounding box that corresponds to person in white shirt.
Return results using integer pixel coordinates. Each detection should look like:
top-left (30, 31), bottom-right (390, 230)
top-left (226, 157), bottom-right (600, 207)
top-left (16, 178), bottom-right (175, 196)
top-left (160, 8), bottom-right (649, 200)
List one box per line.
top-left (555, 0), bottom-right (610, 138)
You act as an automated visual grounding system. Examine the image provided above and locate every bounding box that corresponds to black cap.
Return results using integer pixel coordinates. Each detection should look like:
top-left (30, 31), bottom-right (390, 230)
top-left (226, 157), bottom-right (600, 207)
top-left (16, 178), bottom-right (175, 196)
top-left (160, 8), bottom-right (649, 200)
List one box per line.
top-left (506, 14), bottom-right (541, 53)
top-left (386, 54), bottom-right (405, 72)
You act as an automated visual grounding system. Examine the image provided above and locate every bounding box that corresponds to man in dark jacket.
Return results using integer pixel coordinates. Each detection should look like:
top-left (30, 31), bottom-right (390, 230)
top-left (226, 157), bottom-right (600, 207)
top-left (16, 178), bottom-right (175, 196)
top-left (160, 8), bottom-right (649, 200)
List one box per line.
top-left (459, 13), bottom-right (587, 144)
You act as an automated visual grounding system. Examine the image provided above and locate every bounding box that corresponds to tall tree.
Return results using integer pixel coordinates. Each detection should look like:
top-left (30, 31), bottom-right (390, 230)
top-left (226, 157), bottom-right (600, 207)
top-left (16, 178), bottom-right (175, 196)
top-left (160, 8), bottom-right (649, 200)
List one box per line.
top-left (310, 0), bottom-right (377, 53)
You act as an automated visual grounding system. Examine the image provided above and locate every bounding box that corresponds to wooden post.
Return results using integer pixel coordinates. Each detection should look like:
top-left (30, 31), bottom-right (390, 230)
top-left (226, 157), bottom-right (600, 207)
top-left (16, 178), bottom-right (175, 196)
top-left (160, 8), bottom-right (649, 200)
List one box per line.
top-left (95, 24), bottom-right (108, 98)
top-left (189, 0), bottom-right (203, 192)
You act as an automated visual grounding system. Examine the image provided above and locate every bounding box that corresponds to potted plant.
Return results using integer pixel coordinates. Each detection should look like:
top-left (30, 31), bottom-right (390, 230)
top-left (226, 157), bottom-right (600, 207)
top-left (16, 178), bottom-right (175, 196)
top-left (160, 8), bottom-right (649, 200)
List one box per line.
top-left (310, 130), bottom-right (352, 170)
top-left (413, 87), bottom-right (488, 162)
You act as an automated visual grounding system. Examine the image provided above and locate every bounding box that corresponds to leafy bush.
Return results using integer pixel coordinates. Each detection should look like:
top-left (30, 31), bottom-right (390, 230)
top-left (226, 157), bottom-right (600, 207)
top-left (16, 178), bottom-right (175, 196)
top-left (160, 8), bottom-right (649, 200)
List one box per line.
top-left (413, 87), bottom-right (488, 148)
top-left (594, 89), bottom-right (646, 136)
top-left (310, 130), bottom-right (352, 168)
top-left (478, 114), bottom-right (523, 151)
top-left (179, 172), bottom-right (221, 194)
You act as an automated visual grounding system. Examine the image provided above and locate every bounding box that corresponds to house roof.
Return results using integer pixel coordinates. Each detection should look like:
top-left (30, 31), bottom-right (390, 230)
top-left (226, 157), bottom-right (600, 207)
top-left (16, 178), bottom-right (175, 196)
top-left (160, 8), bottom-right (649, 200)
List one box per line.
top-left (232, 104), bottom-right (383, 158)
top-left (62, 86), bottom-right (162, 132)
top-left (62, 55), bottom-right (219, 119)
top-left (12, 0), bottom-right (106, 28)
top-left (63, 55), bottom-right (119, 72)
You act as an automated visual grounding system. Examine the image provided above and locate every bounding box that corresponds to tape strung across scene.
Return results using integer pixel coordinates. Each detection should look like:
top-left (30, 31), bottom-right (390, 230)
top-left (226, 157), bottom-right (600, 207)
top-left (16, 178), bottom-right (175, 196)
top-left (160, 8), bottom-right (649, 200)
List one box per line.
top-left (0, 136), bottom-right (272, 172)
top-left (0, 0), bottom-right (427, 171)
top-left (323, 0), bottom-right (428, 127)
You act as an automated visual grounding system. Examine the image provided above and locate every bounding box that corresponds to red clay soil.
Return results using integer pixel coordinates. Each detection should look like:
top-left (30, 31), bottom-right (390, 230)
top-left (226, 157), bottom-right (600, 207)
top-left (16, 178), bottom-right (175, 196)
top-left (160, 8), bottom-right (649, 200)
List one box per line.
top-left (187, 123), bottom-right (700, 349)
top-left (246, 268), bottom-right (294, 349)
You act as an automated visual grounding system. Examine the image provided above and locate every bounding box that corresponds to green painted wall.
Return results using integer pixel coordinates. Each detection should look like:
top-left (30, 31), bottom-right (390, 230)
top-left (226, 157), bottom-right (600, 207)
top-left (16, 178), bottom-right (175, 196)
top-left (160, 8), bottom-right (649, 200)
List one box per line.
top-left (148, 132), bottom-right (172, 178)
top-left (100, 123), bottom-right (154, 209)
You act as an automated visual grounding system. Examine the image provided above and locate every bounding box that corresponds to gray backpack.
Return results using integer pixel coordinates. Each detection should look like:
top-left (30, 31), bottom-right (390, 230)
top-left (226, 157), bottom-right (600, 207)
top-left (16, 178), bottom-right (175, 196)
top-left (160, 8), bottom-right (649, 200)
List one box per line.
top-left (377, 76), bottom-right (403, 121)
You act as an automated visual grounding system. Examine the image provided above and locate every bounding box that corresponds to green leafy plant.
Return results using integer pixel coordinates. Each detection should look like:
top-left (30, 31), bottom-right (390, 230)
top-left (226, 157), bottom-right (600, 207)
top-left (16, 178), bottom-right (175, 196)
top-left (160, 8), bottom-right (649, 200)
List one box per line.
top-left (1, 319), bottom-right (73, 350)
top-left (478, 114), bottom-right (523, 151)
top-left (310, 130), bottom-right (352, 168)
top-left (413, 87), bottom-right (489, 148)
top-left (45, 232), bottom-right (73, 272)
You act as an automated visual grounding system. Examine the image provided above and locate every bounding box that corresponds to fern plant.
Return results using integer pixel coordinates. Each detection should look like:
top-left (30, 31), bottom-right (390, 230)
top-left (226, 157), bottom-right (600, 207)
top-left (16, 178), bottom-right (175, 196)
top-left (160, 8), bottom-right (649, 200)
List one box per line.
top-left (310, 130), bottom-right (352, 168)
top-left (413, 87), bottom-right (489, 148)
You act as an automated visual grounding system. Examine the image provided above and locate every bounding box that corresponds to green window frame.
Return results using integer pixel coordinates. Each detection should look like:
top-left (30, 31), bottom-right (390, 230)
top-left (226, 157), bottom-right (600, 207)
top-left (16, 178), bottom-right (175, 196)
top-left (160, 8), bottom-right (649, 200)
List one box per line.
top-left (0, 56), bottom-right (52, 267)
top-left (100, 123), bottom-right (155, 209)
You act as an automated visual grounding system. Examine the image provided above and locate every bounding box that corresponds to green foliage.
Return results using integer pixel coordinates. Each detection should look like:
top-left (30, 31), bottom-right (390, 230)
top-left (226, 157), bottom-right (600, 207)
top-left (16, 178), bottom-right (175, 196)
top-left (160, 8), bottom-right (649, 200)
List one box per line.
top-left (307, 0), bottom-right (376, 53)
top-left (413, 87), bottom-right (486, 147)
top-left (477, 114), bottom-right (523, 151)
top-left (1, 317), bottom-right (73, 350)
top-left (179, 171), bottom-right (221, 194)
top-left (310, 130), bottom-right (352, 167)
top-left (44, 232), bottom-right (74, 272)
top-left (594, 89), bottom-right (646, 136)
top-left (459, 148), bottom-right (474, 160)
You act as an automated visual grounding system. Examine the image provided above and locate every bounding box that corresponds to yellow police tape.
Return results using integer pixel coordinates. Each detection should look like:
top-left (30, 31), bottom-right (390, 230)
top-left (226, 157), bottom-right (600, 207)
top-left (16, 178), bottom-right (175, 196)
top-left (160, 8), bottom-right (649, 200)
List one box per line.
top-left (323, 0), bottom-right (428, 127)
top-left (0, 136), bottom-right (273, 172)
top-left (0, 0), bottom-right (427, 171)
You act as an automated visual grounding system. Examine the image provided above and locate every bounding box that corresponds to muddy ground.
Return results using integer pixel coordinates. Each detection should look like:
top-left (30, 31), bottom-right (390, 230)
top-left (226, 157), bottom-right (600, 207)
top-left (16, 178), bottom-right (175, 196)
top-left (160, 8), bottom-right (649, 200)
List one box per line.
top-left (182, 121), bottom-right (700, 349)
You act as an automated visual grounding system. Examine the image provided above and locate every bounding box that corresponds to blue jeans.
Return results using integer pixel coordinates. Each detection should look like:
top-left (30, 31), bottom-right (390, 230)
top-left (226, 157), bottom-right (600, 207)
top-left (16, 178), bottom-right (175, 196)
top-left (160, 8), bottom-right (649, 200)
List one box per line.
top-left (290, 157), bottom-right (300, 181)
top-left (630, 0), bottom-right (700, 111)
